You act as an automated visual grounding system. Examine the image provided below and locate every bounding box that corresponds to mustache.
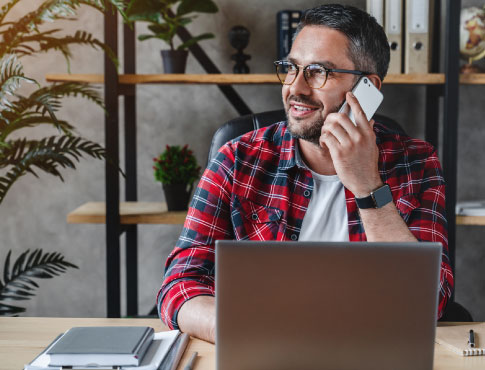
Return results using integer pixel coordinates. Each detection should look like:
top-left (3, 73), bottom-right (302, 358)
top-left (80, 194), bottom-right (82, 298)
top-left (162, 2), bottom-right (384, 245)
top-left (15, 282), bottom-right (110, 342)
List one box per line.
top-left (286, 95), bottom-right (322, 108)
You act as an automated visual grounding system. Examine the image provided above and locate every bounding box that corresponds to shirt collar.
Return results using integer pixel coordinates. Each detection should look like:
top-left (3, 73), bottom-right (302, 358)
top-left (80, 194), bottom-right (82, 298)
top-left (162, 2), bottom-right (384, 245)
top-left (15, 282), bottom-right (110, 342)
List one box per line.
top-left (277, 121), bottom-right (305, 171)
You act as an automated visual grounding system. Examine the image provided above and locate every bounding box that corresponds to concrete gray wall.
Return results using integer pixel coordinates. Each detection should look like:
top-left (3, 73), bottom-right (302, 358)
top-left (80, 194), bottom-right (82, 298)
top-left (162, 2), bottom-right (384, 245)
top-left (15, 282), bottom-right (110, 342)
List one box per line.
top-left (0, 0), bottom-right (483, 320)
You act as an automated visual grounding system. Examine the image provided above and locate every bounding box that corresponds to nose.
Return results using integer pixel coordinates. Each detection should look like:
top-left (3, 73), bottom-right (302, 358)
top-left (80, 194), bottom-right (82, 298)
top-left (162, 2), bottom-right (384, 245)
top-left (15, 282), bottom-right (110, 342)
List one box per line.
top-left (289, 67), bottom-right (311, 96)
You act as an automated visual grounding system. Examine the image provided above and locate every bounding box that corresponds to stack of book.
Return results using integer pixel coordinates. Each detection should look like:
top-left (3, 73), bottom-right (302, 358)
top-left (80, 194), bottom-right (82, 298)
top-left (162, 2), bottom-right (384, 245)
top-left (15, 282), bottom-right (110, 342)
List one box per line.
top-left (25, 326), bottom-right (188, 370)
top-left (276, 10), bottom-right (302, 61)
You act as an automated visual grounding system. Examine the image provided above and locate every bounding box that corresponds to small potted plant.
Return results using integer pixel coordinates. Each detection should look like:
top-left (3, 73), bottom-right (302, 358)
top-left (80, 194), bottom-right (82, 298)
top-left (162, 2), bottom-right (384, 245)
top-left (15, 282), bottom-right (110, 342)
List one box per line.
top-left (126, 0), bottom-right (219, 73)
top-left (153, 144), bottom-right (201, 211)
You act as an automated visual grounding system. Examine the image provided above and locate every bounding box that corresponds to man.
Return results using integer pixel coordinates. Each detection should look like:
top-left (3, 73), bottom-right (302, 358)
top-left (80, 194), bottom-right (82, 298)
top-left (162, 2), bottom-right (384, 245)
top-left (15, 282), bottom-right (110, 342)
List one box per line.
top-left (157, 4), bottom-right (453, 343)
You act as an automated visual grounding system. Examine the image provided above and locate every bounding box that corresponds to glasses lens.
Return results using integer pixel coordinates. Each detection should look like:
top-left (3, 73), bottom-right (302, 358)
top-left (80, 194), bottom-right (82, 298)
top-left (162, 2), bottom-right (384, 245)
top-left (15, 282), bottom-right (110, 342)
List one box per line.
top-left (276, 62), bottom-right (297, 85)
top-left (304, 65), bottom-right (327, 88)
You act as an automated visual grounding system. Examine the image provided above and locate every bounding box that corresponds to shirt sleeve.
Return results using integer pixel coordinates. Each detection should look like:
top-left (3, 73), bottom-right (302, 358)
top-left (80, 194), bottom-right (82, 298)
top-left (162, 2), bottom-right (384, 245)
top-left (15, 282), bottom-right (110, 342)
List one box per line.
top-left (157, 145), bottom-right (235, 329)
top-left (398, 148), bottom-right (453, 319)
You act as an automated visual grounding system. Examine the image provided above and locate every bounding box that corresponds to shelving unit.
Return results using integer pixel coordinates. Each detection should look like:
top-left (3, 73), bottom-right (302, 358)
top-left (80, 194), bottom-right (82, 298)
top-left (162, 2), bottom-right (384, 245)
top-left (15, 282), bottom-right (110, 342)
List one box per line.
top-left (54, 71), bottom-right (484, 229)
top-left (64, 0), bottom-right (469, 318)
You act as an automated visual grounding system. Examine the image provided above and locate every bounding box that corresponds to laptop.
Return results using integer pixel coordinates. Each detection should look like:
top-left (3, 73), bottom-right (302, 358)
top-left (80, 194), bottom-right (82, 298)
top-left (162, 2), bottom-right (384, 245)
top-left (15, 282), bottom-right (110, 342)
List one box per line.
top-left (215, 241), bottom-right (442, 370)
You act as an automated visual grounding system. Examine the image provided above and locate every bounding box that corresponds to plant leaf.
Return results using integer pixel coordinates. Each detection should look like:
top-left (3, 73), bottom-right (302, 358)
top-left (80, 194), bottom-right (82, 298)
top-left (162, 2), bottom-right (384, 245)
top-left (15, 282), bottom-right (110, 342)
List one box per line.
top-left (177, 0), bottom-right (218, 16)
top-left (0, 0), bottom-right (21, 25)
top-left (0, 249), bottom-right (78, 315)
top-left (0, 136), bottom-right (105, 204)
top-left (0, 55), bottom-right (37, 111)
top-left (177, 33), bottom-right (214, 50)
top-left (147, 23), bottom-right (170, 34)
top-left (126, 0), bottom-right (163, 18)
top-left (0, 302), bottom-right (25, 315)
top-left (36, 30), bottom-right (119, 70)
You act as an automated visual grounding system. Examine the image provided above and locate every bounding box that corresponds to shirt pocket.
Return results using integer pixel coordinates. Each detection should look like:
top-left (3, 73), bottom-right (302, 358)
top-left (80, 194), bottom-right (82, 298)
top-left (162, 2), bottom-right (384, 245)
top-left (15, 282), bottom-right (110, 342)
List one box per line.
top-left (231, 196), bottom-right (284, 240)
top-left (395, 193), bottom-right (420, 223)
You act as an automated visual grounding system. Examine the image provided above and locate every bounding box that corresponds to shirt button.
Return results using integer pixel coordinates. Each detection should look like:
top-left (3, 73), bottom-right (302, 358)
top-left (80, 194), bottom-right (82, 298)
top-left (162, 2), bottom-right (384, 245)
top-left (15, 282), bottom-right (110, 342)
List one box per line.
top-left (303, 190), bottom-right (311, 198)
top-left (251, 214), bottom-right (258, 221)
top-left (291, 234), bottom-right (298, 241)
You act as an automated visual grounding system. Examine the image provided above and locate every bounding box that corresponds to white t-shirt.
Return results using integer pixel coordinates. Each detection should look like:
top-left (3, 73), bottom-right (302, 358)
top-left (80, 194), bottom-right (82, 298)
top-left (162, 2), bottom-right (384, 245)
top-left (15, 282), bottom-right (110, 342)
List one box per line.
top-left (295, 143), bottom-right (349, 242)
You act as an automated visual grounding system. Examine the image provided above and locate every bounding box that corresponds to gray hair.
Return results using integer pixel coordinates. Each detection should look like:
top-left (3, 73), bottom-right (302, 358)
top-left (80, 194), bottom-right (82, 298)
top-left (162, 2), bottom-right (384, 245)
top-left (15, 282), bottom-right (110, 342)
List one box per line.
top-left (294, 4), bottom-right (390, 80)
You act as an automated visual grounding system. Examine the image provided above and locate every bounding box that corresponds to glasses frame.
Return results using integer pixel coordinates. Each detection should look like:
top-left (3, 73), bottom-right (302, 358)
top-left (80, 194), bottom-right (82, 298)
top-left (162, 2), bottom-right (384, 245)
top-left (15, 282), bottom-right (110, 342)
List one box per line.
top-left (274, 60), bottom-right (370, 89)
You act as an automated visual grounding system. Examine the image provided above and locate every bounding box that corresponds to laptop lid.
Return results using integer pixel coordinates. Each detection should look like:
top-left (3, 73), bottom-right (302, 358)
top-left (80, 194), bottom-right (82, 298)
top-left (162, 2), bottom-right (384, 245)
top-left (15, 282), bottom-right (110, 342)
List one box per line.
top-left (215, 241), bottom-right (442, 370)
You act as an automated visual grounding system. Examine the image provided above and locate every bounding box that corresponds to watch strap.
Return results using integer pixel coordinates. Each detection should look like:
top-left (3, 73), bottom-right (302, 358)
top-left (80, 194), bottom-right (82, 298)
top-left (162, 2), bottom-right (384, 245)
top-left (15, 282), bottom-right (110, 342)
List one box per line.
top-left (355, 184), bottom-right (392, 209)
top-left (355, 193), bottom-right (376, 209)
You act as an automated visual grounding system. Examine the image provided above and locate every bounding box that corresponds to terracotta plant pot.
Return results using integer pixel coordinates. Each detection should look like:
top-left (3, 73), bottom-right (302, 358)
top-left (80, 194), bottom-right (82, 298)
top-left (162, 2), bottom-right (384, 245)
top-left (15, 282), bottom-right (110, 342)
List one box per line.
top-left (162, 183), bottom-right (193, 211)
top-left (161, 50), bottom-right (189, 73)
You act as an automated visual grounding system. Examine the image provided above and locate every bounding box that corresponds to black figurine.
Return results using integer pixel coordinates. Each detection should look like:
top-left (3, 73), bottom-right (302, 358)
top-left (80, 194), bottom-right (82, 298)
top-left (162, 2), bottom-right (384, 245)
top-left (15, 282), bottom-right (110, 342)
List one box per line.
top-left (229, 25), bottom-right (251, 74)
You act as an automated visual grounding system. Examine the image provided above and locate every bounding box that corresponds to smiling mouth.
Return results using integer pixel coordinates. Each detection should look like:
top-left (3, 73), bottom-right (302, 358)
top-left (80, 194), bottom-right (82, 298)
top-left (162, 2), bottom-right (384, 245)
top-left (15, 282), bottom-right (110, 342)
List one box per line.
top-left (289, 102), bottom-right (320, 118)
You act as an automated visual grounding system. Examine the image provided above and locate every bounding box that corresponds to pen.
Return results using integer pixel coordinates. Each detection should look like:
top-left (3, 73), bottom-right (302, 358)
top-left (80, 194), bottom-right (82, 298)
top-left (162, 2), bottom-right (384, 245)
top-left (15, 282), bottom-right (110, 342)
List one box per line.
top-left (184, 351), bottom-right (198, 370)
top-left (468, 329), bottom-right (475, 348)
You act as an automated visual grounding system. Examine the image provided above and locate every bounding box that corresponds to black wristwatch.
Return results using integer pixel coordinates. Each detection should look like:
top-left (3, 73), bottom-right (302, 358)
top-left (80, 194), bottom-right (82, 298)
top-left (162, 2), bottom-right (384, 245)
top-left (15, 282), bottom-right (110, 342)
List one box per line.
top-left (355, 184), bottom-right (393, 209)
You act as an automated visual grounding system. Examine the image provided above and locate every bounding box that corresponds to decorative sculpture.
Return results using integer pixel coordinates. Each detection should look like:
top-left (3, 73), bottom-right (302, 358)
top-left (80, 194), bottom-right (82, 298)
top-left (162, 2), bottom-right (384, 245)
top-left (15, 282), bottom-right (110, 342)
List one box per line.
top-left (229, 25), bottom-right (251, 74)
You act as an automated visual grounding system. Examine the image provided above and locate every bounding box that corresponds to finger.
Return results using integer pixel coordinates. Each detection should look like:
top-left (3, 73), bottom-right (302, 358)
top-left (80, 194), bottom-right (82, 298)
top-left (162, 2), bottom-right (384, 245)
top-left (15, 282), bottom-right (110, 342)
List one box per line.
top-left (319, 130), bottom-right (340, 156)
top-left (322, 119), bottom-right (351, 146)
top-left (325, 111), bottom-right (358, 138)
top-left (345, 91), bottom-right (372, 131)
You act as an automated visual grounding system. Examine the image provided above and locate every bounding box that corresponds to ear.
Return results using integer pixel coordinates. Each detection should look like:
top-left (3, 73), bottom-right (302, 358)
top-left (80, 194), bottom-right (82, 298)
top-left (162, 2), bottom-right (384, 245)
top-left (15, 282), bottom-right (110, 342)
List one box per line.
top-left (367, 74), bottom-right (382, 90)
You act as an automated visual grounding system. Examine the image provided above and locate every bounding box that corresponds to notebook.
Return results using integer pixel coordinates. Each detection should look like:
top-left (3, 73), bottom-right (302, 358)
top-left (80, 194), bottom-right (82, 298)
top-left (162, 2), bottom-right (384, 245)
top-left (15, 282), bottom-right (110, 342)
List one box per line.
top-left (47, 326), bottom-right (153, 367)
top-left (436, 323), bottom-right (485, 356)
top-left (25, 330), bottom-right (180, 370)
top-left (216, 241), bottom-right (442, 370)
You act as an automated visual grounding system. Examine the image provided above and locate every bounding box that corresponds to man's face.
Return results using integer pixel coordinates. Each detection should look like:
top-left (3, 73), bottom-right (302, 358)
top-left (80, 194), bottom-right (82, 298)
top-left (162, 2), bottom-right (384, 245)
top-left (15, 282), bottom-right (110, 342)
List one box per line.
top-left (282, 26), bottom-right (358, 145)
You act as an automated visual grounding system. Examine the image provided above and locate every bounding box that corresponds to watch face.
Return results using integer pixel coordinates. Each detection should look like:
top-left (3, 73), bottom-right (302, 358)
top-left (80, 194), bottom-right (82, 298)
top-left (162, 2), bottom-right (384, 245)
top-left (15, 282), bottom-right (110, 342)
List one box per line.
top-left (373, 184), bottom-right (393, 208)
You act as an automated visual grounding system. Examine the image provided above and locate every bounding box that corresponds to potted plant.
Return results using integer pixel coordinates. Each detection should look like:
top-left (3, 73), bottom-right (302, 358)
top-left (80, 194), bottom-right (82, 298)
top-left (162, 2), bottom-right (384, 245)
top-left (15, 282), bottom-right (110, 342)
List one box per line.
top-left (153, 144), bottom-right (201, 210)
top-left (126, 0), bottom-right (218, 73)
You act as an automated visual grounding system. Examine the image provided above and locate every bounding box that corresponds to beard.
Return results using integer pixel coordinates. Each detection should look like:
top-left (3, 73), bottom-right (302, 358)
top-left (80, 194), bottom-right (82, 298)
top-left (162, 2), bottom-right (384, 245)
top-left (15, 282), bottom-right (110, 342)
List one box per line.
top-left (285, 95), bottom-right (340, 146)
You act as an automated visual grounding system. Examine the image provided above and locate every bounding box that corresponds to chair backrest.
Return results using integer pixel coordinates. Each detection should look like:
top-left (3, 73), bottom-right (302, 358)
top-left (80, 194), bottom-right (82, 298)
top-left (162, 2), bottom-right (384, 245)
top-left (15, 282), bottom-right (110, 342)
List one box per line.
top-left (207, 109), bottom-right (406, 164)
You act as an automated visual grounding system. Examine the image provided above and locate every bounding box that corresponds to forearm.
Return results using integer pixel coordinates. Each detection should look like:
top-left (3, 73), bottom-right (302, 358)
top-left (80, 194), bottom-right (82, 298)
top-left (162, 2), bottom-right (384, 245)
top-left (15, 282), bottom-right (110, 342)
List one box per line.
top-left (359, 202), bottom-right (418, 242)
top-left (177, 295), bottom-right (216, 343)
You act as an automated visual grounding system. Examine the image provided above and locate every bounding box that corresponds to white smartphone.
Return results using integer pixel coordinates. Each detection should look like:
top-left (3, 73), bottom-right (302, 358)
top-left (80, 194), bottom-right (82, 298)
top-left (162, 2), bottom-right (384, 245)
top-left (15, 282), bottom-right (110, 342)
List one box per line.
top-left (338, 76), bottom-right (384, 125)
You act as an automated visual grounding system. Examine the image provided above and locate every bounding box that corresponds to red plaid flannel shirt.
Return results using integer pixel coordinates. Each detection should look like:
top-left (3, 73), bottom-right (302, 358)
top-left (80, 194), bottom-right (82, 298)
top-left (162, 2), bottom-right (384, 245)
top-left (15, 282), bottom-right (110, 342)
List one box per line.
top-left (157, 121), bottom-right (453, 329)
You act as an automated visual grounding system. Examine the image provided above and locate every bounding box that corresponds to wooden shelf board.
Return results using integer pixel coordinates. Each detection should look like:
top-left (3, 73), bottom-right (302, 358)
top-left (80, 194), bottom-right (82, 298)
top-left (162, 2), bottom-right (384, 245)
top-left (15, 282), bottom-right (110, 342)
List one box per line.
top-left (46, 73), bottom-right (281, 85)
top-left (384, 74), bottom-right (444, 84)
top-left (46, 73), bottom-right (458, 85)
top-left (67, 202), bottom-right (187, 224)
top-left (459, 73), bottom-right (485, 84)
top-left (456, 215), bottom-right (485, 226)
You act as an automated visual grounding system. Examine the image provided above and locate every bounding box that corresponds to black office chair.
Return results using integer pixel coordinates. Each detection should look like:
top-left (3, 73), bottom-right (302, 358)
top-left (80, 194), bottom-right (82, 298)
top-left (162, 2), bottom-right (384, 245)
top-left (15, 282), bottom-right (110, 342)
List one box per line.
top-left (208, 109), bottom-right (473, 322)
top-left (207, 109), bottom-right (406, 163)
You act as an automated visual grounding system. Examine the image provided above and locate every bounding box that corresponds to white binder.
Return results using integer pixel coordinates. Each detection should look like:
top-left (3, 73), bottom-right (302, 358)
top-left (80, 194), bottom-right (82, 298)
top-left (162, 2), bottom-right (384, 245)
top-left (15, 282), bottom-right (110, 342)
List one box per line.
top-left (405, 0), bottom-right (433, 73)
top-left (366, 0), bottom-right (385, 27)
top-left (385, 0), bottom-right (403, 74)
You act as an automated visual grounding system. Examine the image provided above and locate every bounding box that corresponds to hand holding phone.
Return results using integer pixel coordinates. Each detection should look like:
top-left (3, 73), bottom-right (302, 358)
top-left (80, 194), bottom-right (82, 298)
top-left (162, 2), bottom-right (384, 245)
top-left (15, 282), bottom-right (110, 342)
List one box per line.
top-left (338, 77), bottom-right (383, 125)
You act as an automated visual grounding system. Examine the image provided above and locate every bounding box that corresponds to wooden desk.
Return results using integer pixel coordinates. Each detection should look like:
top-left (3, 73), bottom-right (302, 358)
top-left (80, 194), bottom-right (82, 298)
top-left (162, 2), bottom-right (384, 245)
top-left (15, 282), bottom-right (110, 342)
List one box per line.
top-left (1, 317), bottom-right (484, 370)
top-left (0, 317), bottom-right (214, 370)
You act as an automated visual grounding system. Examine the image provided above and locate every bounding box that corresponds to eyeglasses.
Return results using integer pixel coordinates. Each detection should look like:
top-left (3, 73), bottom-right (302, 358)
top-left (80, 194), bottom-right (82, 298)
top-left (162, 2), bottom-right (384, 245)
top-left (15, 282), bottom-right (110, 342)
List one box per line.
top-left (274, 60), bottom-right (370, 89)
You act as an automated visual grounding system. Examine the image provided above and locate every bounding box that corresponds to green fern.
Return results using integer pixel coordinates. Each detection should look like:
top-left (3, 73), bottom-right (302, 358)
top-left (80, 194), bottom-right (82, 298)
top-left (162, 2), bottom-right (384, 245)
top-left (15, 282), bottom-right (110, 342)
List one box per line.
top-left (0, 136), bottom-right (106, 202)
top-left (0, 81), bottom-right (104, 141)
top-left (0, 54), bottom-right (37, 111)
top-left (0, 0), bottom-right (124, 63)
top-left (0, 249), bottom-right (78, 316)
top-left (0, 0), bottom-right (127, 204)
